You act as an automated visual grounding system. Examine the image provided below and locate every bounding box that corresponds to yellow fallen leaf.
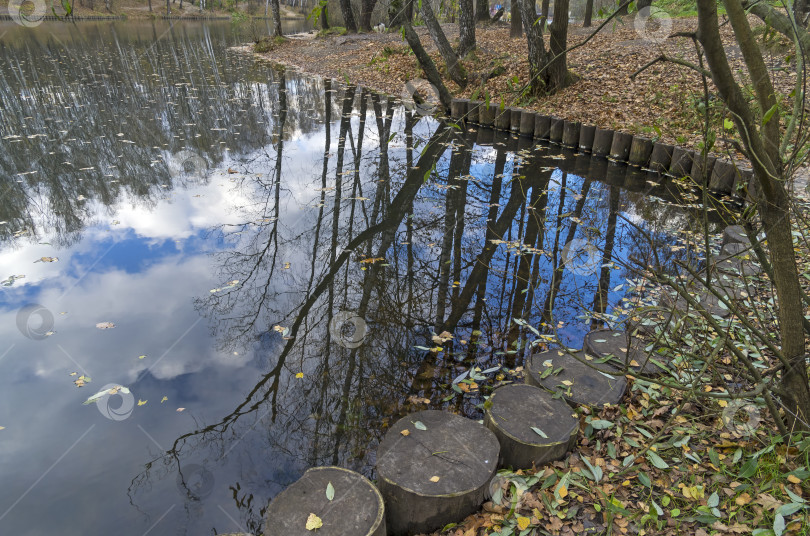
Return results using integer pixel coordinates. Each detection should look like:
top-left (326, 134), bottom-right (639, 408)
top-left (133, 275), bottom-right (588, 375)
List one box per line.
top-left (138, 355), bottom-right (146, 359)
top-left (161, 396), bottom-right (168, 403)
top-left (305, 513), bottom-right (323, 530)
top-left (558, 485), bottom-right (568, 498)
top-left (137, 399), bottom-right (147, 406)
top-left (561, 380), bottom-right (573, 386)
top-left (176, 408), bottom-right (185, 412)
top-left (787, 474), bottom-right (802, 484)
top-left (0, 426), bottom-right (5, 430)
top-left (735, 492), bottom-right (752, 505)
top-left (430, 476), bottom-right (440, 482)
top-left (69, 372), bottom-right (77, 376)
top-left (296, 372), bottom-right (304, 379)
top-left (400, 429), bottom-right (410, 436)
top-left (516, 516), bottom-right (531, 530)
top-left (283, 262), bottom-right (291, 269)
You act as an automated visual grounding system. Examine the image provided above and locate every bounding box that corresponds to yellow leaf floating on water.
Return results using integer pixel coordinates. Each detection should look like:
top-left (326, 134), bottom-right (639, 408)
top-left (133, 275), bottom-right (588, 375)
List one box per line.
top-left (138, 355), bottom-right (147, 360)
top-left (0, 426), bottom-right (5, 430)
top-left (295, 372), bottom-right (304, 379)
top-left (516, 516), bottom-right (531, 531)
top-left (429, 476), bottom-right (440, 482)
top-left (161, 396), bottom-right (168, 403)
top-left (176, 408), bottom-right (186, 412)
top-left (95, 322), bottom-right (115, 329)
top-left (137, 399), bottom-right (147, 406)
top-left (305, 513), bottom-right (323, 531)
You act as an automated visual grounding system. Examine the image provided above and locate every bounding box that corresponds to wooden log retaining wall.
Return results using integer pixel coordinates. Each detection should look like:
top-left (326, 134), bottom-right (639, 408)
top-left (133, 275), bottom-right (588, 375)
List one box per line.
top-left (449, 98), bottom-right (753, 197)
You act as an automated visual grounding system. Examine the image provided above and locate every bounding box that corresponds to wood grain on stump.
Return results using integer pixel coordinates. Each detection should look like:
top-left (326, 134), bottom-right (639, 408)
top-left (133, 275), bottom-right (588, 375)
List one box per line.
top-left (583, 329), bottom-right (668, 376)
top-left (526, 350), bottom-right (626, 407)
top-left (264, 466), bottom-right (385, 536)
top-left (376, 410), bottom-right (499, 535)
top-left (484, 384), bottom-right (578, 469)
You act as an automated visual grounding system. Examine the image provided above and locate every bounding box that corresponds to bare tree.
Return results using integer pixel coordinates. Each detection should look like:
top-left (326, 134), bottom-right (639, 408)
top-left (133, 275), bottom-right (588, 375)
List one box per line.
top-left (339, 0), bottom-right (358, 32)
top-left (510, 0), bottom-right (522, 37)
top-left (419, 0), bottom-right (467, 87)
top-left (477, 0), bottom-right (489, 21)
top-left (458, 0), bottom-right (476, 56)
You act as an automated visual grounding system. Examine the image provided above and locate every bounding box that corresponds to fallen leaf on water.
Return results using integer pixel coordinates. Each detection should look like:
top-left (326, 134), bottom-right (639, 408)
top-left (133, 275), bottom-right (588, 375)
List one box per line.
top-left (138, 355), bottom-right (146, 360)
top-left (283, 262), bottom-right (291, 269)
top-left (295, 372), bottom-right (304, 379)
top-left (69, 372), bottom-right (77, 376)
top-left (0, 426), bottom-right (5, 430)
top-left (95, 322), bottom-right (115, 329)
top-left (430, 476), bottom-right (440, 482)
top-left (161, 396), bottom-right (168, 403)
top-left (305, 513), bottom-right (323, 531)
top-left (74, 375), bottom-right (91, 387)
top-left (137, 399), bottom-right (147, 406)
top-left (34, 256), bottom-right (58, 263)
top-left (176, 408), bottom-right (186, 412)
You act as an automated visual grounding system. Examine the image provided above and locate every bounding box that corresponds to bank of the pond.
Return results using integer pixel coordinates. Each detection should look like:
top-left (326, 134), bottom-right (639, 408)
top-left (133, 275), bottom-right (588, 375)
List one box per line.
top-left (250, 16), bottom-right (798, 167)
top-left (0, 0), bottom-right (305, 21)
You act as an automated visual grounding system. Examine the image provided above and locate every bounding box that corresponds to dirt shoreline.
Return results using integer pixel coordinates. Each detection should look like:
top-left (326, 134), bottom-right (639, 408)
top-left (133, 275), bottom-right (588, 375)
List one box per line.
top-left (250, 16), bottom-right (797, 163)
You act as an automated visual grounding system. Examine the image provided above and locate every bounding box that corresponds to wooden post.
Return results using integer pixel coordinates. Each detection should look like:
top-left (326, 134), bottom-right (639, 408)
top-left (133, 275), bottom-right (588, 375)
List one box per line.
top-left (376, 410), bottom-right (499, 535)
top-left (578, 125), bottom-right (596, 153)
top-left (264, 466), bottom-right (385, 535)
top-left (526, 350), bottom-right (626, 407)
top-left (519, 111), bottom-right (537, 137)
top-left (562, 121), bottom-right (581, 148)
top-left (609, 132), bottom-right (633, 162)
top-left (628, 136), bottom-right (653, 167)
top-left (648, 142), bottom-right (673, 172)
top-left (534, 115), bottom-right (551, 140)
top-left (549, 116), bottom-right (564, 143)
top-left (592, 128), bottom-right (614, 157)
top-left (484, 384), bottom-right (578, 469)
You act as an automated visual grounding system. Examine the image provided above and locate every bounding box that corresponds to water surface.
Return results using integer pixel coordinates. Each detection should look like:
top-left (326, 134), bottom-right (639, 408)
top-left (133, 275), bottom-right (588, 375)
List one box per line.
top-left (0, 20), bottom-right (716, 535)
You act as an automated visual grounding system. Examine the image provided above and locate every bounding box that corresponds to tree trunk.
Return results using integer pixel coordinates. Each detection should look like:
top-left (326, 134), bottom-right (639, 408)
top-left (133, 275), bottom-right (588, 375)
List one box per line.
top-left (541, 0), bottom-right (549, 21)
top-left (402, 21), bottom-right (454, 113)
top-left (510, 0), bottom-right (523, 37)
top-left (322, 4), bottom-right (330, 29)
top-left (637, 0), bottom-right (653, 9)
top-left (271, 0), bottom-right (283, 35)
top-left (360, 0), bottom-right (377, 30)
top-left (389, 0), bottom-right (404, 27)
top-left (696, 0), bottom-right (810, 430)
top-left (148, 0), bottom-right (152, 12)
top-left (166, 0), bottom-right (170, 15)
top-left (339, 0), bottom-right (358, 32)
top-left (740, 0), bottom-right (810, 53)
top-left (477, 0), bottom-right (489, 21)
top-left (419, 0), bottom-right (468, 87)
top-left (458, 0), bottom-right (476, 56)
top-left (519, 0), bottom-right (550, 94)
top-left (548, 0), bottom-right (570, 90)
top-left (583, 0), bottom-right (593, 27)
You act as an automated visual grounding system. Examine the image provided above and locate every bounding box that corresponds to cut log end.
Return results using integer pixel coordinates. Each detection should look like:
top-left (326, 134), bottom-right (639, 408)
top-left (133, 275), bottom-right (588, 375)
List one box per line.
top-left (264, 466), bottom-right (385, 536)
top-left (484, 384), bottom-right (578, 469)
top-left (583, 329), bottom-right (668, 376)
top-left (376, 410), bottom-right (499, 535)
top-left (526, 349), bottom-right (627, 407)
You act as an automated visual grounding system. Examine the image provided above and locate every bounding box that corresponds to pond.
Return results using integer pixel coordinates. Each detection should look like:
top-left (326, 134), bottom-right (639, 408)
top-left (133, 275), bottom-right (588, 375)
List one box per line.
top-left (0, 20), bottom-right (722, 535)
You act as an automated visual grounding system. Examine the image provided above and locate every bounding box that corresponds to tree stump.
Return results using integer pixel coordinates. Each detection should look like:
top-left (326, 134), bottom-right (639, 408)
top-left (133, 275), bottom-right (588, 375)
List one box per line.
top-left (526, 350), bottom-right (627, 407)
top-left (661, 287), bottom-right (731, 318)
top-left (376, 410), bottom-right (499, 535)
top-left (483, 384), bottom-right (578, 469)
top-left (534, 115), bottom-right (551, 139)
top-left (721, 225), bottom-right (751, 247)
top-left (592, 128), bottom-right (614, 157)
top-left (578, 124), bottom-right (596, 152)
top-left (264, 466), bottom-right (385, 536)
top-left (709, 253), bottom-right (762, 277)
top-left (583, 329), bottom-right (668, 376)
